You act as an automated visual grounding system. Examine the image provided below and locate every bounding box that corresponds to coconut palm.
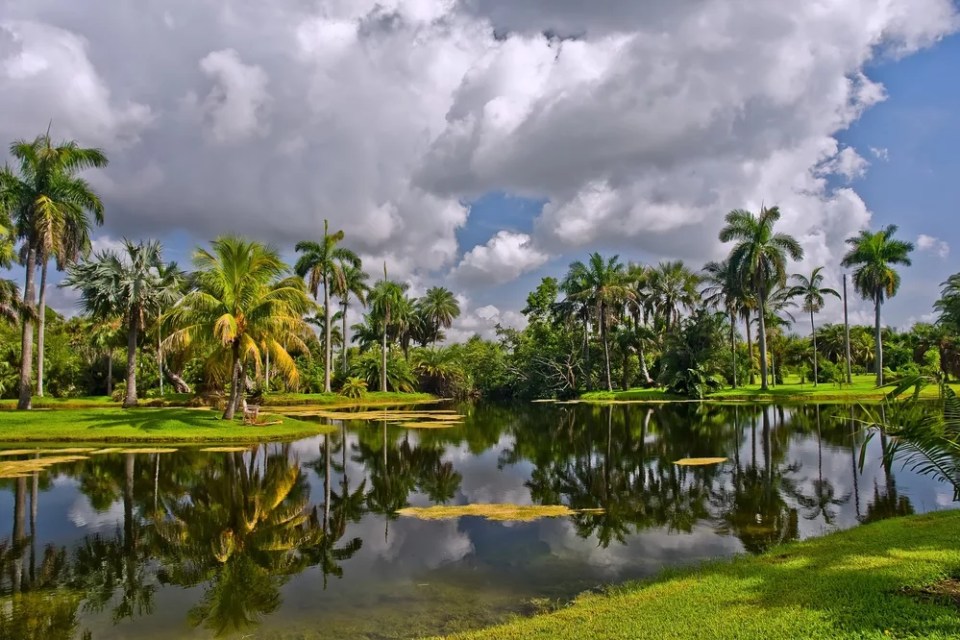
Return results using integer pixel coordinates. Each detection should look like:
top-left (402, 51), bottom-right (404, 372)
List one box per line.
top-left (0, 132), bottom-right (108, 409)
top-left (647, 260), bottom-right (701, 333)
top-left (417, 287), bottom-right (460, 346)
top-left (841, 225), bottom-right (914, 385)
top-left (720, 206), bottom-right (804, 390)
top-left (702, 259), bottom-right (743, 387)
top-left (333, 262), bottom-right (369, 374)
top-left (789, 267), bottom-right (840, 386)
top-left (62, 240), bottom-right (182, 407)
top-left (295, 220), bottom-right (361, 393)
top-left (563, 253), bottom-right (632, 392)
top-left (368, 266), bottom-right (409, 392)
top-left (166, 236), bottom-right (313, 420)
top-left (934, 273), bottom-right (960, 336)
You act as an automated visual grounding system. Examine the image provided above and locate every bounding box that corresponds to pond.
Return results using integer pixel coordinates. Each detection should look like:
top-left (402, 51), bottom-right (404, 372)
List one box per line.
top-left (0, 402), bottom-right (955, 639)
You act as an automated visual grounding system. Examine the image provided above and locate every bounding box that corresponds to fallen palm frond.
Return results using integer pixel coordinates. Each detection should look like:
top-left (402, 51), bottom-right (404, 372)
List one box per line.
top-left (396, 504), bottom-right (601, 522)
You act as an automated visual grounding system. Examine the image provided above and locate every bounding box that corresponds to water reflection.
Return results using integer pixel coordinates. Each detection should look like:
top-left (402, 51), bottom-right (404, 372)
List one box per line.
top-left (0, 402), bottom-right (950, 639)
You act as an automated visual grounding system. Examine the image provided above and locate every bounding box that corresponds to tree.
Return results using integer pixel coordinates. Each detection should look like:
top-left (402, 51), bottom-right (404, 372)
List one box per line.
top-left (934, 273), bottom-right (960, 336)
top-left (295, 220), bottom-right (360, 393)
top-left (0, 209), bottom-right (23, 323)
top-left (332, 261), bottom-right (369, 375)
top-left (417, 287), bottom-right (460, 346)
top-left (841, 225), bottom-right (914, 385)
top-left (167, 236), bottom-right (313, 419)
top-left (720, 206), bottom-right (803, 390)
top-left (368, 266), bottom-right (408, 393)
top-left (702, 259), bottom-right (743, 387)
top-left (62, 240), bottom-right (181, 407)
top-left (0, 133), bottom-right (107, 409)
top-left (789, 267), bottom-right (840, 387)
top-left (647, 260), bottom-right (701, 333)
top-left (563, 253), bottom-right (632, 392)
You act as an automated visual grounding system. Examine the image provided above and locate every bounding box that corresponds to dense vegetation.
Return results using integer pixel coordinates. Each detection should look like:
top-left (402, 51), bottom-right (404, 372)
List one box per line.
top-left (2, 132), bottom-right (959, 407)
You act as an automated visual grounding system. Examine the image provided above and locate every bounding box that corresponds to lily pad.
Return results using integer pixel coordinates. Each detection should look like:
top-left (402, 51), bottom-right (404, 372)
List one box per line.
top-left (674, 457), bottom-right (727, 466)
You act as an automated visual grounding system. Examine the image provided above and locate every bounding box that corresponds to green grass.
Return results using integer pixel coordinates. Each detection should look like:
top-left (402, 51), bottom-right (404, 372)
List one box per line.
top-left (446, 510), bottom-right (960, 640)
top-left (580, 374), bottom-right (960, 404)
top-left (0, 391), bottom-right (436, 410)
top-left (0, 407), bottom-right (335, 443)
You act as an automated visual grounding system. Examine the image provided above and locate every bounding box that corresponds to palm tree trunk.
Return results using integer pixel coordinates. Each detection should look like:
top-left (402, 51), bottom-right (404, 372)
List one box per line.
top-left (810, 309), bottom-right (818, 387)
top-left (342, 300), bottom-right (349, 374)
top-left (324, 274), bottom-right (332, 393)
top-left (37, 257), bottom-right (48, 397)
top-left (757, 294), bottom-right (770, 391)
top-left (744, 309), bottom-right (754, 386)
top-left (874, 291), bottom-right (883, 386)
top-left (583, 315), bottom-right (591, 391)
top-left (107, 350), bottom-right (114, 396)
top-left (224, 341), bottom-right (242, 420)
top-left (158, 326), bottom-right (163, 397)
top-left (17, 246), bottom-right (37, 410)
top-left (638, 340), bottom-right (652, 385)
top-left (381, 320), bottom-right (388, 393)
top-left (123, 312), bottom-right (139, 407)
top-left (13, 476), bottom-right (26, 593)
top-left (730, 309), bottom-right (738, 388)
top-left (600, 304), bottom-right (613, 392)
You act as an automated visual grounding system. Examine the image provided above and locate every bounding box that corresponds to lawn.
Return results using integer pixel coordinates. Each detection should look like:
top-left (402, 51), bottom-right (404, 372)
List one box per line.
top-left (447, 510), bottom-right (960, 640)
top-left (0, 391), bottom-right (437, 410)
top-left (0, 407), bottom-right (335, 443)
top-left (580, 374), bottom-right (960, 404)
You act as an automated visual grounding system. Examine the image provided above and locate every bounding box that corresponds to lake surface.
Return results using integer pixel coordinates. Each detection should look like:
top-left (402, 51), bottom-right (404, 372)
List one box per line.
top-left (1, 402), bottom-right (955, 639)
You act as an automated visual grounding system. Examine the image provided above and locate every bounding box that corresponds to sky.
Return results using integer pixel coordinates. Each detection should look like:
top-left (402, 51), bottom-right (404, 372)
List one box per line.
top-left (1, 0), bottom-right (959, 340)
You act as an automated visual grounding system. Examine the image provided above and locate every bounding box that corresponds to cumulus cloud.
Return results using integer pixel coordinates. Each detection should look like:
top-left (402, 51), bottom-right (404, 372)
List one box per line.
top-left (1, 0), bottom-right (957, 317)
top-left (446, 301), bottom-right (527, 342)
top-left (869, 146), bottom-right (890, 161)
top-left (917, 234), bottom-right (950, 258)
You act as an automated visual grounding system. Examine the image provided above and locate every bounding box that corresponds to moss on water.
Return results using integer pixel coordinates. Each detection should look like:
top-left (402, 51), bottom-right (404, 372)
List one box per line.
top-left (397, 504), bottom-right (588, 522)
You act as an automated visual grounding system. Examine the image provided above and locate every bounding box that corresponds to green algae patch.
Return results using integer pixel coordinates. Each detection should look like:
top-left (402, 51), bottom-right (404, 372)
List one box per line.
top-left (0, 455), bottom-right (90, 478)
top-left (397, 504), bottom-right (585, 522)
top-left (399, 421), bottom-right (462, 429)
top-left (674, 457), bottom-right (727, 466)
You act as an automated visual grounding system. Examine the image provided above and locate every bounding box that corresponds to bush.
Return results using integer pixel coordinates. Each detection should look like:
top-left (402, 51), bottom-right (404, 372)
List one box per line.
top-left (340, 377), bottom-right (367, 399)
top-left (807, 359), bottom-right (840, 384)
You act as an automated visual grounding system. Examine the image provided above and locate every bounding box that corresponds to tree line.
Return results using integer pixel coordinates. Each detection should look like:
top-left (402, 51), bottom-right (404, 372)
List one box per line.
top-left (2, 132), bottom-right (958, 406)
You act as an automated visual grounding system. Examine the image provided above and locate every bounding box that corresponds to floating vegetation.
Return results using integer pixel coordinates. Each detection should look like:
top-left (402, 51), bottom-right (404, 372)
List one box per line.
top-left (200, 446), bottom-right (250, 452)
top-left (0, 455), bottom-right (90, 478)
top-left (310, 409), bottom-right (466, 426)
top-left (0, 447), bottom-right (95, 457)
top-left (396, 504), bottom-right (597, 522)
top-left (113, 448), bottom-right (180, 454)
top-left (90, 448), bottom-right (122, 455)
top-left (674, 457), bottom-right (727, 466)
top-left (397, 422), bottom-right (461, 429)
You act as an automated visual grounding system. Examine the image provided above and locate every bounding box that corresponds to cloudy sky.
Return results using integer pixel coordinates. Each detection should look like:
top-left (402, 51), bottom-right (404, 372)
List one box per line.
top-left (2, 0), bottom-right (959, 339)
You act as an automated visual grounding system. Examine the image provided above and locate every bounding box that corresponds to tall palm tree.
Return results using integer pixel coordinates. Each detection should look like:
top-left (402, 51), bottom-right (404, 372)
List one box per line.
top-left (841, 225), bottom-right (914, 385)
top-left (702, 259), bottom-right (743, 387)
top-left (789, 267), bottom-right (840, 386)
top-left (647, 260), bottom-right (701, 333)
top-left (166, 236), bottom-right (313, 419)
top-left (720, 206), bottom-right (803, 390)
top-left (295, 220), bottom-right (361, 393)
top-left (417, 286), bottom-right (460, 346)
top-left (333, 262), bottom-right (369, 375)
top-left (563, 253), bottom-right (632, 392)
top-left (934, 273), bottom-right (960, 335)
top-left (0, 132), bottom-right (107, 409)
top-left (63, 240), bottom-right (182, 407)
top-left (368, 265), bottom-right (408, 392)
top-left (0, 209), bottom-right (23, 323)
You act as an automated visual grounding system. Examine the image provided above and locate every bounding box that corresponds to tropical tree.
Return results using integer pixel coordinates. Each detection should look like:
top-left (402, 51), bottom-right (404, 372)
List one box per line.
top-left (0, 210), bottom-right (22, 323)
top-left (333, 262), bottom-right (369, 374)
top-left (702, 259), bottom-right (742, 387)
top-left (368, 267), bottom-right (409, 392)
top-left (789, 267), bottom-right (840, 386)
top-left (719, 206), bottom-right (804, 390)
top-left (0, 132), bottom-right (107, 409)
top-left (841, 225), bottom-right (914, 385)
top-left (563, 253), bottom-right (632, 392)
top-left (647, 260), bottom-right (701, 333)
top-left (62, 240), bottom-right (182, 407)
top-left (166, 236), bottom-right (313, 419)
top-left (934, 273), bottom-right (960, 336)
top-left (295, 220), bottom-right (360, 393)
top-left (417, 287), bottom-right (460, 346)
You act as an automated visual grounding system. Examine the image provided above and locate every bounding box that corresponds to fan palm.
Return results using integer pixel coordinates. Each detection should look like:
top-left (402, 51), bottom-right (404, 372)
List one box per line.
top-left (841, 225), bottom-right (914, 385)
top-left (647, 260), bottom-right (701, 333)
top-left (789, 267), bottom-right (840, 386)
top-left (934, 273), bottom-right (960, 335)
top-left (0, 132), bottom-right (108, 409)
top-left (368, 267), bottom-right (409, 392)
top-left (719, 206), bottom-right (803, 390)
top-left (166, 236), bottom-right (313, 419)
top-left (333, 261), bottom-right (369, 374)
top-left (62, 240), bottom-right (182, 407)
top-left (563, 253), bottom-right (632, 392)
top-left (295, 220), bottom-right (361, 393)
top-left (417, 286), bottom-right (460, 346)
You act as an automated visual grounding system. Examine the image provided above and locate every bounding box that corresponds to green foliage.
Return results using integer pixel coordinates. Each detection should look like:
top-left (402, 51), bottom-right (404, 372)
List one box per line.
top-left (339, 376), bottom-right (368, 399)
top-left (350, 348), bottom-right (416, 393)
top-left (658, 309), bottom-right (726, 398)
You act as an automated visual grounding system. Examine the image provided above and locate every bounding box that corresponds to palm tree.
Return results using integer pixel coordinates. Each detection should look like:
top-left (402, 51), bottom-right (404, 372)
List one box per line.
top-left (563, 253), bottom-right (632, 392)
top-left (934, 273), bottom-right (960, 336)
top-left (295, 220), bottom-right (361, 393)
top-left (647, 260), bottom-right (701, 333)
top-left (62, 240), bottom-right (182, 407)
top-left (789, 267), bottom-right (840, 386)
top-left (702, 259), bottom-right (743, 387)
top-left (166, 236), bottom-right (313, 419)
top-left (720, 206), bottom-right (804, 390)
top-left (333, 262), bottom-right (369, 375)
top-left (417, 286), bottom-right (460, 346)
top-left (0, 209), bottom-right (23, 323)
top-left (0, 132), bottom-right (107, 409)
top-left (368, 265), bottom-right (408, 392)
top-left (841, 225), bottom-right (914, 385)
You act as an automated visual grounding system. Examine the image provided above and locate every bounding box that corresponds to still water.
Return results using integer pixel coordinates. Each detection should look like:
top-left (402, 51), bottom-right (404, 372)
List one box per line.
top-left (0, 402), bottom-right (955, 639)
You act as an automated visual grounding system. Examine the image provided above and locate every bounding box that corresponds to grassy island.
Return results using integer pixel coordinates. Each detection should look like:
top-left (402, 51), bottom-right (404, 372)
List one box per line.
top-left (449, 510), bottom-right (960, 640)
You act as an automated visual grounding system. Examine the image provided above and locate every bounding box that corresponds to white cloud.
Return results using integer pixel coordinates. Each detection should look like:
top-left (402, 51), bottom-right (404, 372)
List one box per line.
top-left (446, 301), bottom-right (527, 342)
top-left (869, 146), bottom-right (889, 161)
top-left (191, 49), bottom-right (271, 143)
top-left (452, 230), bottom-right (549, 286)
top-left (917, 234), bottom-right (950, 258)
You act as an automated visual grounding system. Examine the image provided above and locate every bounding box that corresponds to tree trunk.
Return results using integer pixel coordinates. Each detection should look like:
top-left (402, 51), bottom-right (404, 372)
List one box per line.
top-left (13, 476), bottom-right (26, 593)
top-left (342, 300), bottom-right (349, 374)
top-left (638, 340), bottom-right (652, 386)
top-left (37, 257), bottom-right (48, 397)
top-left (810, 309), bottom-right (818, 387)
top-left (224, 341), bottom-right (242, 420)
top-left (730, 309), bottom-right (738, 388)
top-left (757, 293), bottom-right (770, 391)
top-left (162, 364), bottom-right (191, 394)
top-left (17, 246), bottom-right (37, 410)
top-left (107, 351), bottom-right (114, 396)
top-left (323, 273), bottom-right (332, 393)
top-left (583, 315), bottom-right (591, 392)
top-left (874, 292), bottom-right (883, 386)
top-left (380, 321), bottom-right (388, 393)
top-left (123, 312), bottom-right (140, 408)
top-left (600, 303), bottom-right (613, 392)
top-left (158, 326), bottom-right (163, 397)
top-left (744, 309), bottom-right (754, 386)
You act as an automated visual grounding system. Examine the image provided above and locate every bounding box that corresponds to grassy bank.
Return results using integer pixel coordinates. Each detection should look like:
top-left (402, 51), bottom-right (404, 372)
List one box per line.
top-left (448, 510), bottom-right (960, 640)
top-left (0, 407), bottom-right (335, 443)
top-left (580, 374), bottom-right (960, 404)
